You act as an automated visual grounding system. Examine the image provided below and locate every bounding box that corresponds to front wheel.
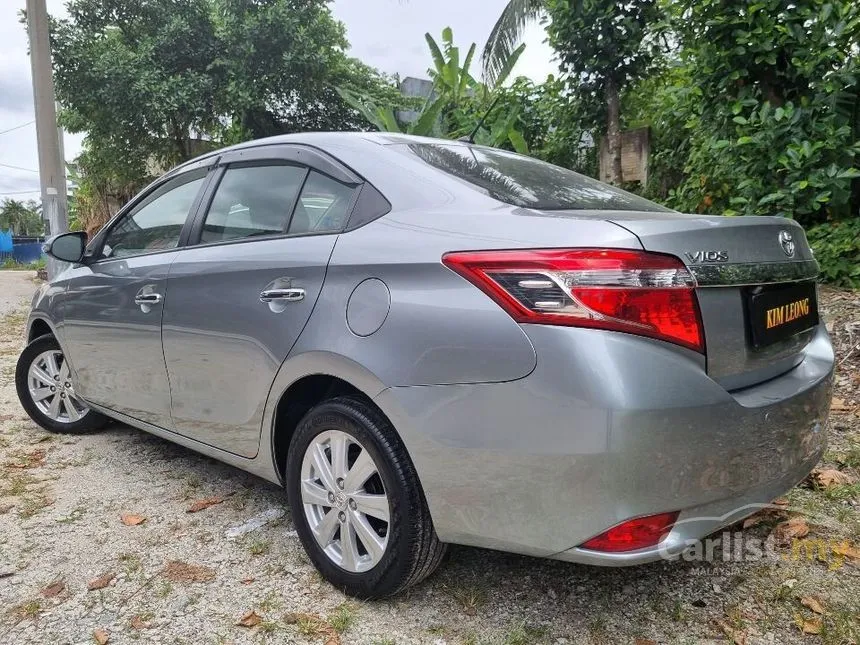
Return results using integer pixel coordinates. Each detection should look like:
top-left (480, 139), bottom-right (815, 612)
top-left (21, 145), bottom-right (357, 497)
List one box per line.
top-left (286, 396), bottom-right (446, 598)
top-left (15, 334), bottom-right (108, 434)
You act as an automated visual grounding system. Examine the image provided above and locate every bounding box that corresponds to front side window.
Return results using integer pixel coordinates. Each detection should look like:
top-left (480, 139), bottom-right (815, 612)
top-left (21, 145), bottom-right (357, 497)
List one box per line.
top-left (200, 165), bottom-right (307, 244)
top-left (102, 174), bottom-right (205, 259)
top-left (398, 143), bottom-right (672, 212)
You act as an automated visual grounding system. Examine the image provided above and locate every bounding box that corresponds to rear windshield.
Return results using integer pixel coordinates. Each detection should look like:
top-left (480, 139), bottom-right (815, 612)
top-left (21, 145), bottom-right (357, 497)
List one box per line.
top-left (396, 142), bottom-right (671, 212)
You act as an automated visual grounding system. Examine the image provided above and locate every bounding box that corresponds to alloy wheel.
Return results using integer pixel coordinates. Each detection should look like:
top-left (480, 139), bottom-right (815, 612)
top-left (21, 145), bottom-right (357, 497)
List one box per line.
top-left (27, 349), bottom-right (89, 423)
top-left (300, 429), bottom-right (390, 573)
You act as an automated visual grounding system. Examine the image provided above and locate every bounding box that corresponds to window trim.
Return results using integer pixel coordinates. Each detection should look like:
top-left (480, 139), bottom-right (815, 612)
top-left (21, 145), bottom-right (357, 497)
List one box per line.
top-left (85, 167), bottom-right (214, 264)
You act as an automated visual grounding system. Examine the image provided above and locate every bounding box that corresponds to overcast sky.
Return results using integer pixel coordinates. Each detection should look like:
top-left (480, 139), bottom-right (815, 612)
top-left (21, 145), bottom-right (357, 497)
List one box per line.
top-left (0, 0), bottom-right (556, 199)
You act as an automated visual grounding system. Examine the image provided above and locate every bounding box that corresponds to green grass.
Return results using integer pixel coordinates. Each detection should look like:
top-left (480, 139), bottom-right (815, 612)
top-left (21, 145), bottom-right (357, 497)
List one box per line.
top-left (329, 602), bottom-right (357, 633)
top-left (1, 257), bottom-right (45, 271)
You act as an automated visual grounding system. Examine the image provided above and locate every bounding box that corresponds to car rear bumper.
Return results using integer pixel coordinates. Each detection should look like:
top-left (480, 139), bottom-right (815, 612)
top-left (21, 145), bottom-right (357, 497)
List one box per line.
top-left (374, 324), bottom-right (833, 562)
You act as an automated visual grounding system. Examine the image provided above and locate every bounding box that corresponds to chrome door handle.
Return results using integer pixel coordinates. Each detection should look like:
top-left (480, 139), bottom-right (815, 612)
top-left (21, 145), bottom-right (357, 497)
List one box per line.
top-left (260, 288), bottom-right (305, 303)
top-left (134, 293), bottom-right (163, 305)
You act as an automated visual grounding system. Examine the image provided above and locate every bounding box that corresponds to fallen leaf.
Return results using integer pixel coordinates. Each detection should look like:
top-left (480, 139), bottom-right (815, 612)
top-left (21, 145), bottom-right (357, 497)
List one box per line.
top-left (120, 513), bottom-right (146, 526)
top-left (93, 627), bottom-right (110, 644)
top-left (130, 615), bottom-right (150, 630)
top-left (795, 615), bottom-right (822, 635)
top-left (41, 580), bottom-right (65, 598)
top-left (87, 572), bottom-right (116, 591)
top-left (240, 577), bottom-right (255, 585)
top-left (782, 578), bottom-right (798, 589)
top-left (809, 468), bottom-right (857, 488)
top-left (634, 640), bottom-right (657, 645)
top-left (830, 397), bottom-right (852, 411)
top-left (186, 496), bottom-right (224, 513)
top-left (716, 619), bottom-right (747, 645)
top-left (161, 560), bottom-right (216, 583)
top-left (800, 596), bottom-right (825, 615)
top-left (772, 497), bottom-right (789, 506)
top-left (831, 541), bottom-right (860, 562)
top-left (236, 610), bottom-right (262, 628)
top-left (773, 517), bottom-right (809, 545)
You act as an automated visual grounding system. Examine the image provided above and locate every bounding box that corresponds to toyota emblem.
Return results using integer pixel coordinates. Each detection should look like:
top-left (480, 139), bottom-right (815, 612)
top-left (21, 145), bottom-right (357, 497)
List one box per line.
top-left (778, 230), bottom-right (795, 258)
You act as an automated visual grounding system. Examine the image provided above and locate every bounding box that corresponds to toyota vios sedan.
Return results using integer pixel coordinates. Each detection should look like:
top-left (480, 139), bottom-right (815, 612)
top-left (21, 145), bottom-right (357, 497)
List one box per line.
top-left (17, 133), bottom-right (832, 597)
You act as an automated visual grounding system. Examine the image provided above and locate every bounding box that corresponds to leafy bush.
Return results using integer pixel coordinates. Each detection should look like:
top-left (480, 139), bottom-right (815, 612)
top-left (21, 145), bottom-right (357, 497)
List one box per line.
top-left (806, 220), bottom-right (860, 287)
top-left (666, 0), bottom-right (860, 224)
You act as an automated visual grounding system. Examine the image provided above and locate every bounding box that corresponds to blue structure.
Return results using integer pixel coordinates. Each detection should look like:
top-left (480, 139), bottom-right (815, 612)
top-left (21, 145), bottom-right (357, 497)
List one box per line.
top-left (0, 230), bottom-right (45, 264)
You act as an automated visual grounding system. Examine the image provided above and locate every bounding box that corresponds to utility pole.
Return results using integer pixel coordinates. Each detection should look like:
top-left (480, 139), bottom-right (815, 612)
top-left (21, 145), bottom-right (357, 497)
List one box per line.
top-left (26, 0), bottom-right (68, 279)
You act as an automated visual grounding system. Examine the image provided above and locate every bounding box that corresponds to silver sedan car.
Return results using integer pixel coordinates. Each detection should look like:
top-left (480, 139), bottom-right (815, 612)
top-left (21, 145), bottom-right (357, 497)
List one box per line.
top-left (17, 133), bottom-right (833, 598)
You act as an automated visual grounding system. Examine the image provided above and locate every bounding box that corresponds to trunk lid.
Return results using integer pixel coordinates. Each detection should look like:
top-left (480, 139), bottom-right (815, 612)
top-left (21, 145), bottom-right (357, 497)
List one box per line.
top-left (608, 212), bottom-right (820, 390)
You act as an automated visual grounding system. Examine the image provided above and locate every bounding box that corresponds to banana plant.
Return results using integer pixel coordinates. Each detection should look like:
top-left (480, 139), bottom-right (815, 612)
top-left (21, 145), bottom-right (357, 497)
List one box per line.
top-left (336, 87), bottom-right (446, 137)
top-left (339, 27), bottom-right (529, 154)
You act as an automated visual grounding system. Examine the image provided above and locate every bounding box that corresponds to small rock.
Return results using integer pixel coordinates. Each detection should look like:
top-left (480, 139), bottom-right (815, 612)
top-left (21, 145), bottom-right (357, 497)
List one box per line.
top-left (712, 583), bottom-right (722, 593)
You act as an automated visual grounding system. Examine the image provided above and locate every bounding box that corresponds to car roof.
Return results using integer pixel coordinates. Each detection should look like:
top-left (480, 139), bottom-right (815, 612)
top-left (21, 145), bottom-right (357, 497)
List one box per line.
top-left (168, 132), bottom-right (468, 176)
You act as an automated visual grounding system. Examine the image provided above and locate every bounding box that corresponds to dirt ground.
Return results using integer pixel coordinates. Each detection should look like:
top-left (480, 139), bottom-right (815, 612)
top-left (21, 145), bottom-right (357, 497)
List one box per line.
top-left (0, 271), bottom-right (857, 645)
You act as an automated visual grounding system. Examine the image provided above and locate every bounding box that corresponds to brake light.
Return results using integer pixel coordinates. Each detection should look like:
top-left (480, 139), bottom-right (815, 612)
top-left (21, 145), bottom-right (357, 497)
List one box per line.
top-left (580, 511), bottom-right (680, 552)
top-left (442, 248), bottom-right (704, 352)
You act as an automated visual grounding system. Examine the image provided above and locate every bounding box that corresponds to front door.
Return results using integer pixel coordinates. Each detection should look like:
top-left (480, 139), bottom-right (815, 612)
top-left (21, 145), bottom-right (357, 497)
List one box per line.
top-left (162, 162), bottom-right (358, 457)
top-left (60, 171), bottom-right (208, 427)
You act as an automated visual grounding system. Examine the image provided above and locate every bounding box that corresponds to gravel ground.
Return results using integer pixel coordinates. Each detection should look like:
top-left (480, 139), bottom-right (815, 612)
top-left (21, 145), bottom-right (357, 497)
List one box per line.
top-left (0, 271), bottom-right (37, 317)
top-left (0, 272), bottom-right (858, 645)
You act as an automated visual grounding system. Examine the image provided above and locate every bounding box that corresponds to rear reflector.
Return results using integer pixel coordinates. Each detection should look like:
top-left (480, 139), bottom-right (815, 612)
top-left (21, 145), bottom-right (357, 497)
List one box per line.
top-left (442, 248), bottom-right (704, 352)
top-left (580, 511), bottom-right (680, 552)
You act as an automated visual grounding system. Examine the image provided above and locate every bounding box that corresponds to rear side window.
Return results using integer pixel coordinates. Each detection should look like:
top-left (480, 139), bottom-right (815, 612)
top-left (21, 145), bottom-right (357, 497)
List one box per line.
top-left (201, 165), bottom-right (307, 243)
top-left (289, 171), bottom-right (356, 235)
top-left (399, 143), bottom-right (671, 212)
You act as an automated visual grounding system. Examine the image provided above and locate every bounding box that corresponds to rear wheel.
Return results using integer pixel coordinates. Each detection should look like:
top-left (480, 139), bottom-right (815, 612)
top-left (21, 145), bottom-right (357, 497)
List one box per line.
top-left (15, 334), bottom-right (108, 434)
top-left (286, 396), bottom-right (446, 598)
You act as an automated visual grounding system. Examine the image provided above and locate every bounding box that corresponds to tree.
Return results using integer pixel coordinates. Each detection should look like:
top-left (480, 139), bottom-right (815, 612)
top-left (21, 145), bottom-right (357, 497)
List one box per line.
top-left (50, 0), bottom-right (400, 232)
top-left (544, 0), bottom-right (663, 185)
top-left (51, 0), bottom-right (400, 164)
top-left (667, 0), bottom-right (860, 221)
top-left (0, 199), bottom-right (44, 237)
top-left (481, 0), bottom-right (662, 184)
top-left (340, 28), bottom-right (528, 152)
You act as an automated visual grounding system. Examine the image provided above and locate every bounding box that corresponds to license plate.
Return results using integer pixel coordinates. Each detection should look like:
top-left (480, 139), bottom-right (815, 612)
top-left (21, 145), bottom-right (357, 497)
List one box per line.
top-left (747, 281), bottom-right (819, 348)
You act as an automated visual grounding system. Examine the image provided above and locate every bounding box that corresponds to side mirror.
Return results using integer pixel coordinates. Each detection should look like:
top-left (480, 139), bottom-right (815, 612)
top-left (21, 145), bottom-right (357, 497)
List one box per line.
top-left (43, 231), bottom-right (87, 263)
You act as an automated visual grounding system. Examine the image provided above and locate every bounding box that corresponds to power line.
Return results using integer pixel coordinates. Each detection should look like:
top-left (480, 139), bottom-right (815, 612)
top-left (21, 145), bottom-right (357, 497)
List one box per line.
top-left (0, 189), bottom-right (41, 196)
top-left (0, 120), bottom-right (36, 137)
top-left (0, 162), bottom-right (39, 173)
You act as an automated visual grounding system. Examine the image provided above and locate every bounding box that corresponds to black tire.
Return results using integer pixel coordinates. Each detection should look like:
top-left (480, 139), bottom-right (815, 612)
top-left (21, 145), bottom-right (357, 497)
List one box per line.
top-left (15, 334), bottom-right (109, 434)
top-left (286, 395), bottom-right (447, 598)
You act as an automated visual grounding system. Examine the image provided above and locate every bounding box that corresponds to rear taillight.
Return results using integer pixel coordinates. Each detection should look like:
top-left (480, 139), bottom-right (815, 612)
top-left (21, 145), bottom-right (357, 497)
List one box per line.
top-left (442, 248), bottom-right (704, 352)
top-left (580, 511), bottom-right (680, 552)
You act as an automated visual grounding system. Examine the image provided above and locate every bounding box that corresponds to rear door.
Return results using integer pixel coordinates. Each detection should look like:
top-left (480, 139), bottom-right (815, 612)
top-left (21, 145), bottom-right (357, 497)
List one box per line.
top-left (60, 169), bottom-right (210, 427)
top-left (161, 145), bottom-right (361, 457)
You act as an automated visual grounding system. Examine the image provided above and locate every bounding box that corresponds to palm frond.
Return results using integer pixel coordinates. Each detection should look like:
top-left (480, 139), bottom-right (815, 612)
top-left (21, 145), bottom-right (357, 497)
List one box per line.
top-left (481, 0), bottom-right (544, 87)
top-left (492, 42), bottom-right (526, 89)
